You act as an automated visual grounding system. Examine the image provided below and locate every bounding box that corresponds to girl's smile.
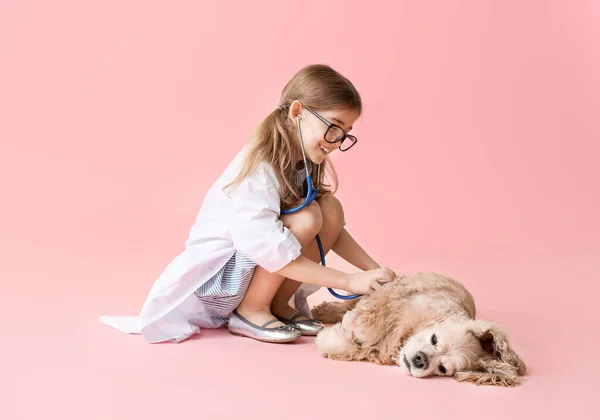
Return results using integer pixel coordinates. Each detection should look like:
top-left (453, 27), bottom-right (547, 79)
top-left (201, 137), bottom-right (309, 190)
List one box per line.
top-left (291, 103), bottom-right (360, 164)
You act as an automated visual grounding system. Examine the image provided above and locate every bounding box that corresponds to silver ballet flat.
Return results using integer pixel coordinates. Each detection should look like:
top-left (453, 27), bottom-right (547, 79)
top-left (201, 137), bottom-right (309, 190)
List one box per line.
top-left (228, 310), bottom-right (301, 343)
top-left (276, 313), bottom-right (324, 336)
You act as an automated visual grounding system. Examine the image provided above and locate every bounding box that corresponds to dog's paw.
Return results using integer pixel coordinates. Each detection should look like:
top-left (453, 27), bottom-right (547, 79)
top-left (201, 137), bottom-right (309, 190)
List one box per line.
top-left (311, 301), bottom-right (347, 324)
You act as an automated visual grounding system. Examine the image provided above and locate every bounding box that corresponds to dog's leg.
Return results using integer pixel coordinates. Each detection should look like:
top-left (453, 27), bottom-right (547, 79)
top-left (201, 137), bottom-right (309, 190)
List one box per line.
top-left (315, 324), bottom-right (353, 358)
top-left (325, 292), bottom-right (399, 365)
top-left (311, 298), bottom-right (359, 324)
top-left (315, 310), bottom-right (356, 360)
top-left (316, 301), bottom-right (395, 364)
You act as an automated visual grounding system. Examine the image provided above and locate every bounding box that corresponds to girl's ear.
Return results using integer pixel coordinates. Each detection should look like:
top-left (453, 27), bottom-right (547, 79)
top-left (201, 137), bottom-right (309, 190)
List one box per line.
top-left (288, 100), bottom-right (303, 124)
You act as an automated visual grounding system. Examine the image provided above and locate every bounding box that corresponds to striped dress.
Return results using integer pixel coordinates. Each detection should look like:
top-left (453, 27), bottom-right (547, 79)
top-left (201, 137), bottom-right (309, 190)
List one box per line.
top-left (194, 161), bottom-right (314, 327)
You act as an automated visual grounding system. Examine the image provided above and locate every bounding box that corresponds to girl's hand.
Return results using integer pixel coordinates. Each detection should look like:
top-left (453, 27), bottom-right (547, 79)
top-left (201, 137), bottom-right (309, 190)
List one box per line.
top-left (344, 268), bottom-right (397, 295)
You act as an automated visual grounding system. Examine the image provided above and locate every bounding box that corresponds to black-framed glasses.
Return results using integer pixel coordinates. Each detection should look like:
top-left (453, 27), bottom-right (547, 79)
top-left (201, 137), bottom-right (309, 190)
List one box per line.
top-left (304, 106), bottom-right (358, 152)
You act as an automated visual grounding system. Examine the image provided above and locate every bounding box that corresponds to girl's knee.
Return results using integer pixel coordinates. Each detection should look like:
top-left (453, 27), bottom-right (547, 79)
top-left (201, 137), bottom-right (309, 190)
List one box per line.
top-left (301, 201), bottom-right (324, 235)
top-left (318, 194), bottom-right (345, 228)
top-left (282, 201), bottom-right (323, 240)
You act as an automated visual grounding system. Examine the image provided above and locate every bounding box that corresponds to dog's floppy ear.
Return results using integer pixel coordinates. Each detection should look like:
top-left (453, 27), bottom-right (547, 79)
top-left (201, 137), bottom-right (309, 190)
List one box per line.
top-left (454, 320), bottom-right (526, 387)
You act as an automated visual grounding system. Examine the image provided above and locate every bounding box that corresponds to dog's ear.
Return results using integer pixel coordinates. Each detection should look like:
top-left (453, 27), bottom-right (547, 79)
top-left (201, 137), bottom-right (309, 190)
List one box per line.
top-left (469, 320), bottom-right (526, 375)
top-left (454, 320), bottom-right (525, 387)
top-left (453, 363), bottom-right (523, 387)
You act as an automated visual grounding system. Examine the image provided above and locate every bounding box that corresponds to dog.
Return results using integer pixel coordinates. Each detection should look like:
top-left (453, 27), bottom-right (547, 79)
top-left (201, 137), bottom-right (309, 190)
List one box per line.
top-left (311, 272), bottom-right (526, 386)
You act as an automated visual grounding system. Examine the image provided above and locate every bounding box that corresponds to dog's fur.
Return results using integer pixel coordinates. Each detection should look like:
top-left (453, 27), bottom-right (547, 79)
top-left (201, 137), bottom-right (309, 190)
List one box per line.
top-left (312, 273), bottom-right (526, 386)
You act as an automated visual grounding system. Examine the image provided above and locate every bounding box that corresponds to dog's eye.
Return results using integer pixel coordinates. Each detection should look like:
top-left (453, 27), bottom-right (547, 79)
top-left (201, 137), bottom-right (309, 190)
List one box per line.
top-left (439, 365), bottom-right (447, 374)
top-left (431, 334), bottom-right (437, 346)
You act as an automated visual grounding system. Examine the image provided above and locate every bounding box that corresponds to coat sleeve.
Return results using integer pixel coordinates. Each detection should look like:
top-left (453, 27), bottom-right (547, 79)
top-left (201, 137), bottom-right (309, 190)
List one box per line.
top-left (227, 165), bottom-right (302, 273)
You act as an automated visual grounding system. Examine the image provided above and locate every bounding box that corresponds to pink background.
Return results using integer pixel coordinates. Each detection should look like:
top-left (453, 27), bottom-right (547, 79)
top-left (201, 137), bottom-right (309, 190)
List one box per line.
top-left (1, 1), bottom-right (599, 419)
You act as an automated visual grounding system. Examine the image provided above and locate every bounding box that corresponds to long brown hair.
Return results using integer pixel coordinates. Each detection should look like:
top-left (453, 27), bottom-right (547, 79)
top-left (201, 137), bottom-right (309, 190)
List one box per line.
top-left (225, 64), bottom-right (362, 209)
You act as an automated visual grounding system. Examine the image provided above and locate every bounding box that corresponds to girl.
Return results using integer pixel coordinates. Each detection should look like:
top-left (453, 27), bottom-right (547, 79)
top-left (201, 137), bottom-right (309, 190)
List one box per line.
top-left (100, 64), bottom-right (396, 344)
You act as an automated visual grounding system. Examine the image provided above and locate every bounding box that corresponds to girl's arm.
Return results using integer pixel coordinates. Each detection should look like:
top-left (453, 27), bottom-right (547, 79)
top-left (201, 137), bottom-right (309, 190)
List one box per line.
top-left (277, 255), bottom-right (349, 289)
top-left (226, 165), bottom-right (394, 292)
top-left (277, 254), bottom-right (395, 295)
top-left (331, 227), bottom-right (381, 271)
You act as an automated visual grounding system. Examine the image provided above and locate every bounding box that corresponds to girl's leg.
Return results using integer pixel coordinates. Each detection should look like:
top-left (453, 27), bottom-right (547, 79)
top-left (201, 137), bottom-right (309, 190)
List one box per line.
top-left (234, 201), bottom-right (323, 328)
top-left (271, 194), bottom-right (345, 320)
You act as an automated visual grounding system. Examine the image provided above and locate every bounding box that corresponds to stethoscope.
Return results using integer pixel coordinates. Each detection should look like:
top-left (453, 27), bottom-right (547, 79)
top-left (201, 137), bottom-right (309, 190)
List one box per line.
top-left (280, 113), bottom-right (361, 300)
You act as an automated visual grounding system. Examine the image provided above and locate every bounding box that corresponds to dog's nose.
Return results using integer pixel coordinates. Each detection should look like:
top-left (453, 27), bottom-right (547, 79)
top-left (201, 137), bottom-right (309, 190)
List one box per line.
top-left (412, 351), bottom-right (428, 370)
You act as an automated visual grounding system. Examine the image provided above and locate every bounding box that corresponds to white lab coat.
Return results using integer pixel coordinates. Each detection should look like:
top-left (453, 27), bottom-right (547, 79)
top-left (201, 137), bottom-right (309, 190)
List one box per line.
top-left (99, 145), bottom-right (321, 343)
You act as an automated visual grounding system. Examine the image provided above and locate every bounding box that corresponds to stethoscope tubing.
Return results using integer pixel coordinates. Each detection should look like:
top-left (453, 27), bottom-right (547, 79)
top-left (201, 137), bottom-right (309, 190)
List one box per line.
top-left (280, 114), bottom-right (361, 300)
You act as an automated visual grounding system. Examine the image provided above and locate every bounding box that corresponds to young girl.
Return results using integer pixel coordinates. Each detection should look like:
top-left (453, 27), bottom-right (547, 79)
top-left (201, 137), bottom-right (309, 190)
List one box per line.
top-left (100, 64), bottom-right (396, 344)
